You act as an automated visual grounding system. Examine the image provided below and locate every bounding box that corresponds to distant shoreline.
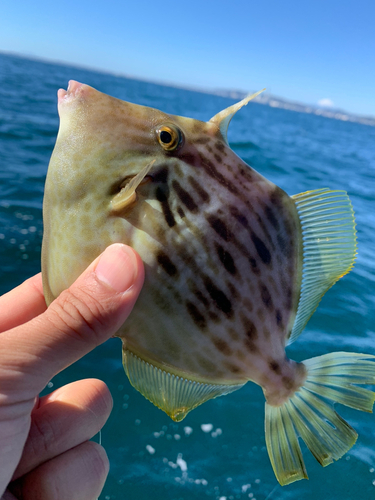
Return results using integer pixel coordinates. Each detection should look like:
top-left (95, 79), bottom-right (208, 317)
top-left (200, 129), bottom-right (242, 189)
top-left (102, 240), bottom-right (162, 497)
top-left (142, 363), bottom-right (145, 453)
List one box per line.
top-left (212, 89), bottom-right (375, 127)
top-left (1, 50), bottom-right (374, 128)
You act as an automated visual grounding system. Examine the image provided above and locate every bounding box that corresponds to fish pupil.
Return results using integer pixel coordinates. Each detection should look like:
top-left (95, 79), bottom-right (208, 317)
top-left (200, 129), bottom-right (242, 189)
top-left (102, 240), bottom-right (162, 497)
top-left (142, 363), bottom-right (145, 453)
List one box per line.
top-left (160, 130), bottom-right (172, 144)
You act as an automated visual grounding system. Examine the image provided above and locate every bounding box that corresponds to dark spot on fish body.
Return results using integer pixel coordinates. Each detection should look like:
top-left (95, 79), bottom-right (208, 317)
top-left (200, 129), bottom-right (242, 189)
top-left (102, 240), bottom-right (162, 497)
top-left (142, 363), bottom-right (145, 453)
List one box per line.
top-left (226, 281), bottom-right (239, 300)
top-left (223, 162), bottom-right (234, 173)
top-left (251, 232), bottom-right (271, 265)
top-left (177, 206), bottom-right (185, 219)
top-left (207, 215), bottom-right (230, 241)
top-left (240, 313), bottom-right (258, 340)
top-left (215, 140), bottom-right (226, 154)
top-left (158, 331), bottom-right (183, 359)
top-left (237, 165), bottom-right (254, 185)
top-left (269, 360), bottom-right (281, 374)
top-left (236, 348), bottom-right (246, 361)
top-left (193, 136), bottom-right (211, 145)
top-left (199, 154), bottom-right (239, 195)
top-left (257, 308), bottom-right (265, 322)
top-left (270, 186), bottom-right (285, 209)
top-left (264, 205), bottom-right (280, 230)
top-left (179, 151), bottom-right (199, 166)
top-left (228, 328), bottom-right (240, 341)
top-left (282, 376), bottom-right (294, 390)
top-left (280, 273), bottom-right (289, 294)
top-left (223, 361), bottom-right (241, 374)
top-left (260, 283), bottom-right (274, 310)
top-left (252, 210), bottom-right (274, 249)
top-left (263, 327), bottom-right (271, 339)
top-left (212, 337), bottom-right (232, 356)
top-left (214, 153), bottom-right (223, 164)
top-left (153, 167), bottom-right (169, 184)
top-left (283, 216), bottom-right (295, 238)
top-left (156, 251), bottom-right (178, 277)
top-left (277, 233), bottom-right (290, 257)
top-left (248, 256), bottom-right (260, 275)
top-left (208, 311), bottom-right (220, 322)
top-left (229, 205), bottom-right (249, 229)
top-left (185, 301), bottom-right (206, 329)
top-left (203, 276), bottom-right (233, 317)
top-left (172, 180), bottom-right (198, 212)
top-left (275, 309), bottom-right (283, 327)
top-left (243, 297), bottom-right (254, 312)
top-left (196, 354), bottom-right (218, 374)
top-left (285, 287), bottom-right (293, 310)
top-left (190, 285), bottom-right (209, 307)
top-left (156, 186), bottom-right (176, 227)
top-left (215, 244), bottom-right (237, 275)
top-left (267, 275), bottom-right (278, 293)
top-left (244, 338), bottom-right (258, 353)
top-left (152, 287), bottom-right (175, 314)
top-left (187, 176), bottom-right (210, 203)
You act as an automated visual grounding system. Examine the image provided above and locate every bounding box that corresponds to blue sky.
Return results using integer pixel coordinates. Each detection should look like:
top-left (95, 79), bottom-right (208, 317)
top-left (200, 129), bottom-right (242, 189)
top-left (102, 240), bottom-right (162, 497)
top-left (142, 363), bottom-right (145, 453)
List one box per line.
top-left (1, 0), bottom-right (374, 116)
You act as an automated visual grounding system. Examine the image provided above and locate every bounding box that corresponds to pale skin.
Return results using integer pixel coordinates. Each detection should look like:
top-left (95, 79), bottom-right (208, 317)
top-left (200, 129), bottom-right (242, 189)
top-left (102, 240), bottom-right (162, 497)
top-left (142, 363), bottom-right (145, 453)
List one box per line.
top-left (0, 244), bottom-right (144, 500)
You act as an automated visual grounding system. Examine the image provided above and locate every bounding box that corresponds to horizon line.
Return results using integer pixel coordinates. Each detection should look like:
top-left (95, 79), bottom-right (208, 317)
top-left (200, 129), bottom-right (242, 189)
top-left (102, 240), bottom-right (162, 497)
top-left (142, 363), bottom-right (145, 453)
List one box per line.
top-left (1, 50), bottom-right (374, 126)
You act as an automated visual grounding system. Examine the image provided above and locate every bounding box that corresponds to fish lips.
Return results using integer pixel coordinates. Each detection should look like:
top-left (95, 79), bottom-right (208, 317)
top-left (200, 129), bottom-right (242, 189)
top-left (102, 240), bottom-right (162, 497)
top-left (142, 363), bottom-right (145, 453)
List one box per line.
top-left (57, 80), bottom-right (85, 103)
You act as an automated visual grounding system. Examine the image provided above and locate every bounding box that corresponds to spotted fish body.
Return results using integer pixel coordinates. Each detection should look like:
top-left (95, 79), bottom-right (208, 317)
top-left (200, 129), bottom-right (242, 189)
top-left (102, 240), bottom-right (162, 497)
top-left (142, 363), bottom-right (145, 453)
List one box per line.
top-left (43, 81), bottom-right (375, 486)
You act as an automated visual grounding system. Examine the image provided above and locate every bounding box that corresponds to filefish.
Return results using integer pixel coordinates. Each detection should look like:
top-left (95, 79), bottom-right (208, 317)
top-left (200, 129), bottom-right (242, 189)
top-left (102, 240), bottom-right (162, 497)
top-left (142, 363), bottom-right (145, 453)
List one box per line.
top-left (42, 80), bottom-right (375, 486)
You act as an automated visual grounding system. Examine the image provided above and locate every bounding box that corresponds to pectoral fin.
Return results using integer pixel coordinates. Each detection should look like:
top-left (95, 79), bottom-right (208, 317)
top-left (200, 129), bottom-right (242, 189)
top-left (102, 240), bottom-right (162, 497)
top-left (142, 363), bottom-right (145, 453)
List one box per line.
top-left (111, 160), bottom-right (155, 212)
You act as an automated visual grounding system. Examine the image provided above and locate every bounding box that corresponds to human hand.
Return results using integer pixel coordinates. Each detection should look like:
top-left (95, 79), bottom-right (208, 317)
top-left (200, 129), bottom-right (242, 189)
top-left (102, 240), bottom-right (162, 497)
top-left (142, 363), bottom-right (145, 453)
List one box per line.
top-left (0, 244), bottom-right (144, 500)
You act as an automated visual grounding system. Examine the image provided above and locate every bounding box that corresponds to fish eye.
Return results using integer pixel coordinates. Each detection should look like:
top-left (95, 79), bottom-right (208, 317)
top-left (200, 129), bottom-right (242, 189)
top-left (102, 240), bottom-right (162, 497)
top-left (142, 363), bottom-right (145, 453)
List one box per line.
top-left (156, 124), bottom-right (183, 151)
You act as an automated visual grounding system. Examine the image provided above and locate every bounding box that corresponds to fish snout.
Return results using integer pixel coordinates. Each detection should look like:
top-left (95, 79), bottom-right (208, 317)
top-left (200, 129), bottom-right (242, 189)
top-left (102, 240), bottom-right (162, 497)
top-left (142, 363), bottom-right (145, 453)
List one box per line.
top-left (57, 80), bottom-right (97, 115)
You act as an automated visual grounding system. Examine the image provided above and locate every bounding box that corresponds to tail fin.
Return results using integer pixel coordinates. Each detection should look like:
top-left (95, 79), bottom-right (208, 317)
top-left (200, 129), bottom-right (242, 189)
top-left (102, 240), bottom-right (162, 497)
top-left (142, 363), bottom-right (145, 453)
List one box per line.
top-left (265, 352), bottom-right (375, 486)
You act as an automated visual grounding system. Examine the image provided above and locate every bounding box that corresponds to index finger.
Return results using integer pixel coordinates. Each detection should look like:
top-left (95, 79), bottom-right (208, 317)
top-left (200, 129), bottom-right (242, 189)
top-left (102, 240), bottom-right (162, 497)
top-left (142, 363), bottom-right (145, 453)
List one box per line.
top-left (0, 274), bottom-right (47, 333)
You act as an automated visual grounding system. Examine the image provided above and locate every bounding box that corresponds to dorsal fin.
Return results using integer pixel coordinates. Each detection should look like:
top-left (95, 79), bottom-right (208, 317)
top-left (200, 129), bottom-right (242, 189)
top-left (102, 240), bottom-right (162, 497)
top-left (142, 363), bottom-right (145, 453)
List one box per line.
top-left (209, 89), bottom-right (265, 144)
top-left (288, 189), bottom-right (357, 344)
top-left (123, 348), bottom-right (244, 421)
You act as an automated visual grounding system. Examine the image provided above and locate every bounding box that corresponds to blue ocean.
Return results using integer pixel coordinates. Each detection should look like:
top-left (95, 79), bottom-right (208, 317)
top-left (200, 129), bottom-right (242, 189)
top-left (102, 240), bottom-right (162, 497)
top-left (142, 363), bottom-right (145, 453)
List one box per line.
top-left (1, 52), bottom-right (375, 500)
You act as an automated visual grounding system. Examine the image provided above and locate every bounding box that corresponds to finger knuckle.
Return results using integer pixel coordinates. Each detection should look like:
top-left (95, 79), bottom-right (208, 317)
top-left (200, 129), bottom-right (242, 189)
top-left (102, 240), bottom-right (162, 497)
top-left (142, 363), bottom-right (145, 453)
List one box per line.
top-left (86, 441), bottom-right (110, 480)
top-left (30, 407), bottom-right (59, 458)
top-left (47, 288), bottom-right (109, 346)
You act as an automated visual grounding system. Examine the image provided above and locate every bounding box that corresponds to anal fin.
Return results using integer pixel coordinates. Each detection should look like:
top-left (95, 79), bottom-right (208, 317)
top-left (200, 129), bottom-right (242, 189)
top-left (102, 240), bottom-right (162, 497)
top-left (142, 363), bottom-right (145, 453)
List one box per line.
top-left (123, 348), bottom-right (244, 421)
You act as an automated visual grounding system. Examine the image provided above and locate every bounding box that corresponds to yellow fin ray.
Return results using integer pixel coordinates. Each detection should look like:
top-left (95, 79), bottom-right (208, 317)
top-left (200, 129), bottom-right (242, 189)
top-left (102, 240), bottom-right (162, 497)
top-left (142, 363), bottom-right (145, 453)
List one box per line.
top-left (265, 352), bottom-right (375, 486)
top-left (289, 189), bottom-right (357, 344)
top-left (123, 349), bottom-right (244, 421)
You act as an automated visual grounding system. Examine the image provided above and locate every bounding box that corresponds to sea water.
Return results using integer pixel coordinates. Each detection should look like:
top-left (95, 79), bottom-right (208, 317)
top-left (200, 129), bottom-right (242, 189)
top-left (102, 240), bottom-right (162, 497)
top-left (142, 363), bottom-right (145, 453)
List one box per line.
top-left (1, 52), bottom-right (375, 500)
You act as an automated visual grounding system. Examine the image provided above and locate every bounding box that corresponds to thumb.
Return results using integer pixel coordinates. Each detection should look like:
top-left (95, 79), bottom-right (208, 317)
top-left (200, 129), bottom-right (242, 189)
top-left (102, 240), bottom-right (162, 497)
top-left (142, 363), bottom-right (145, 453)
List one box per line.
top-left (1, 244), bottom-right (144, 395)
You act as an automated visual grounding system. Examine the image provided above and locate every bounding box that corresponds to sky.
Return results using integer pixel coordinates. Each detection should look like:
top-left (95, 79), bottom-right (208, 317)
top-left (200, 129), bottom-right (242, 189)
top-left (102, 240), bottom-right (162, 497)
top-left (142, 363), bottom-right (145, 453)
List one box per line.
top-left (1, 0), bottom-right (374, 117)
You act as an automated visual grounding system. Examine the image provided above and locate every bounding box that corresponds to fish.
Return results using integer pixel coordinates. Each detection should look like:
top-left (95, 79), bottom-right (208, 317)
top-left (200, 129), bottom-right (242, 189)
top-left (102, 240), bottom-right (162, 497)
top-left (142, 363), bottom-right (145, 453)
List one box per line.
top-left (42, 80), bottom-right (375, 486)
